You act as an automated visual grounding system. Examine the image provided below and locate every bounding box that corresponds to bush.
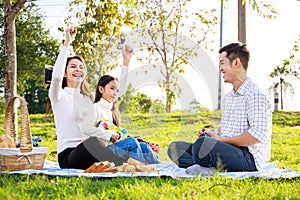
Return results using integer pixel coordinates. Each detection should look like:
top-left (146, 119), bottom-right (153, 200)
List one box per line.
top-left (0, 98), bottom-right (5, 114)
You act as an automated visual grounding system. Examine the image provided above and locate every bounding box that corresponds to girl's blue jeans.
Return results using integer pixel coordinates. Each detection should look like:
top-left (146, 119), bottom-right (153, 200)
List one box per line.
top-left (109, 137), bottom-right (160, 164)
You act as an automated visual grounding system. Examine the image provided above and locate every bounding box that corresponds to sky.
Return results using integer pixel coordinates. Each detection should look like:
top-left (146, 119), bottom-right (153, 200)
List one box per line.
top-left (35, 0), bottom-right (300, 111)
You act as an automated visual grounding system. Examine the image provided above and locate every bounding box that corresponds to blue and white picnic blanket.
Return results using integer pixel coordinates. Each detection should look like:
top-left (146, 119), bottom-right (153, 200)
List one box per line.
top-left (2, 160), bottom-right (299, 179)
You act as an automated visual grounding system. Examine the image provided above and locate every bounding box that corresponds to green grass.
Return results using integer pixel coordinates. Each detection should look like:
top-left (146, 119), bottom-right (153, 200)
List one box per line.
top-left (0, 111), bottom-right (299, 199)
top-left (0, 175), bottom-right (299, 200)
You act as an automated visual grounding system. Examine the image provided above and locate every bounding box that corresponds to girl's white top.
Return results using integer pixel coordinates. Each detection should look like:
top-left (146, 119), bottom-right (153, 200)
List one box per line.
top-left (81, 98), bottom-right (115, 142)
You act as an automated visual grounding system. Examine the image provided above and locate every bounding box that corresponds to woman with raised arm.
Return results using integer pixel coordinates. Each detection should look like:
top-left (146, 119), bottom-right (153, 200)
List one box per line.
top-left (49, 27), bottom-right (133, 169)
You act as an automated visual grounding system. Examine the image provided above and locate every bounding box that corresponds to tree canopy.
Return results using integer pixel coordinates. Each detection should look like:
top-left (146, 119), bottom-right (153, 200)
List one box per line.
top-left (64, 0), bottom-right (136, 88)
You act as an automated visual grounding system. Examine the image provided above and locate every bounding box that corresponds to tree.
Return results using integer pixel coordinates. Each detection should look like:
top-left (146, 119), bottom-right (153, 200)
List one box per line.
top-left (2, 0), bottom-right (27, 138)
top-left (134, 92), bottom-right (152, 114)
top-left (189, 99), bottom-right (202, 112)
top-left (290, 34), bottom-right (300, 72)
top-left (3, 0), bottom-right (27, 106)
top-left (1, 3), bottom-right (60, 113)
top-left (65, 0), bottom-right (136, 88)
top-left (247, 0), bottom-right (278, 18)
top-left (134, 0), bottom-right (217, 112)
top-left (149, 99), bottom-right (166, 114)
top-left (238, 0), bottom-right (278, 43)
top-left (269, 64), bottom-right (295, 111)
top-left (269, 37), bottom-right (300, 110)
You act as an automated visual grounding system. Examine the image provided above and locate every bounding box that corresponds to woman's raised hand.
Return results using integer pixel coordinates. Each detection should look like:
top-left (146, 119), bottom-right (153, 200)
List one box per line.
top-left (64, 27), bottom-right (77, 47)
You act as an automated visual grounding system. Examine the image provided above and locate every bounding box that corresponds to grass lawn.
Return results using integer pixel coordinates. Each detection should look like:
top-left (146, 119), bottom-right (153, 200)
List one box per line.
top-left (0, 110), bottom-right (299, 199)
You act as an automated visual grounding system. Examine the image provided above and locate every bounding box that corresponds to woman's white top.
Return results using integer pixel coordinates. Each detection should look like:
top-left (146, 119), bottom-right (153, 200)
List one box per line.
top-left (49, 45), bottom-right (128, 154)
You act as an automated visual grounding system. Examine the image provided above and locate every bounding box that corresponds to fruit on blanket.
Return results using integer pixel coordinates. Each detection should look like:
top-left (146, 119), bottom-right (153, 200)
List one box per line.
top-left (0, 134), bottom-right (16, 148)
top-left (84, 158), bottom-right (159, 173)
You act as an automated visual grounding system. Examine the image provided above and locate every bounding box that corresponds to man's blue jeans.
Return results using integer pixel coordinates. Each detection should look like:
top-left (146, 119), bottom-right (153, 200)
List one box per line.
top-left (168, 136), bottom-right (257, 171)
top-left (109, 137), bottom-right (160, 164)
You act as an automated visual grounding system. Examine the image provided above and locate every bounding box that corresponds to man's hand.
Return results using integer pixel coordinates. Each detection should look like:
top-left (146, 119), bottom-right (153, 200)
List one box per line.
top-left (122, 44), bottom-right (134, 66)
top-left (198, 128), bottom-right (220, 138)
top-left (64, 27), bottom-right (77, 47)
top-left (197, 128), bottom-right (206, 137)
top-left (206, 130), bottom-right (221, 140)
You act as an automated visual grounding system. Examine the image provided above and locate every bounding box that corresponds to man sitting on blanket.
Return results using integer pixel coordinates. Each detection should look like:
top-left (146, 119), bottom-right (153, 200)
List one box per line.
top-left (168, 43), bottom-right (272, 175)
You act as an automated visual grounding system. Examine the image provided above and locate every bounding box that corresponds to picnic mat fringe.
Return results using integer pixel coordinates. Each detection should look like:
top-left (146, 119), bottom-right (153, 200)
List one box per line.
top-left (1, 160), bottom-right (299, 179)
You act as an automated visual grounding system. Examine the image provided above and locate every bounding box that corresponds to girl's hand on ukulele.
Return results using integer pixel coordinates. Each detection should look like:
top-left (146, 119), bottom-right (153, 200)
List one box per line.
top-left (110, 132), bottom-right (120, 143)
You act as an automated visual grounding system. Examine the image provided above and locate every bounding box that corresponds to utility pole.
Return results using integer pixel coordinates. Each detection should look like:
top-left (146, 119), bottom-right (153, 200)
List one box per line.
top-left (217, 0), bottom-right (224, 110)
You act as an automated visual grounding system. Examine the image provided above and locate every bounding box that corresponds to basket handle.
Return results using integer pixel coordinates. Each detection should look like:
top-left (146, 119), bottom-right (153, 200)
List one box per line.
top-left (4, 96), bottom-right (33, 153)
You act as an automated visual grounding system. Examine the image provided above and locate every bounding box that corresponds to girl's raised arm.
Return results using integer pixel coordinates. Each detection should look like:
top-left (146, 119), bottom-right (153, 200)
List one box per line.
top-left (118, 44), bottom-right (133, 97)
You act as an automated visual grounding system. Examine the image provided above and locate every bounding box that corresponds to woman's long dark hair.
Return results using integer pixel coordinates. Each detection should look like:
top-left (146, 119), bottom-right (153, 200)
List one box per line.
top-left (94, 75), bottom-right (120, 126)
top-left (62, 55), bottom-right (93, 101)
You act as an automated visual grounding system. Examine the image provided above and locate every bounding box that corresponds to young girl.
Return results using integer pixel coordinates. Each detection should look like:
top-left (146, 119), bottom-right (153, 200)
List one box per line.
top-left (49, 27), bottom-right (133, 169)
top-left (82, 75), bottom-right (160, 164)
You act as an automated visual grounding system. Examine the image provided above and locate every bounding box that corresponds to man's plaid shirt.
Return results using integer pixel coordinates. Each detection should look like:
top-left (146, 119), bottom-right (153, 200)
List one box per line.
top-left (221, 78), bottom-right (272, 170)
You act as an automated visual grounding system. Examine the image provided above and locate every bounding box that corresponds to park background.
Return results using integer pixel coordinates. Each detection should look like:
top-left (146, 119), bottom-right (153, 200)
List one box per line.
top-left (0, 1), bottom-right (299, 199)
top-left (33, 0), bottom-right (300, 112)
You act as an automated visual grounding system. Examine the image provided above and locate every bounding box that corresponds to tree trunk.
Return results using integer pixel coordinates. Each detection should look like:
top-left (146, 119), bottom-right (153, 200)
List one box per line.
top-left (280, 89), bottom-right (283, 110)
top-left (166, 97), bottom-right (171, 113)
top-left (238, 0), bottom-right (246, 43)
top-left (280, 78), bottom-right (284, 110)
top-left (4, 0), bottom-right (27, 140)
top-left (165, 84), bottom-right (171, 113)
top-left (4, 6), bottom-right (17, 108)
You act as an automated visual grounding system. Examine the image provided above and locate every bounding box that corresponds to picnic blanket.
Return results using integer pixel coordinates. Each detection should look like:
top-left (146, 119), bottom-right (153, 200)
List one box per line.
top-left (2, 160), bottom-right (299, 179)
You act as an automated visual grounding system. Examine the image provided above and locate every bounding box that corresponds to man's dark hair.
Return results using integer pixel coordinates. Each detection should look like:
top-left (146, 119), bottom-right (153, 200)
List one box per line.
top-left (219, 43), bottom-right (250, 70)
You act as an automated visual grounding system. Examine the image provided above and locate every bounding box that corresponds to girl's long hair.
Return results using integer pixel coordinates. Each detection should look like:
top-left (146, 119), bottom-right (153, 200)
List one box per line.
top-left (94, 75), bottom-right (121, 126)
top-left (62, 55), bottom-right (93, 101)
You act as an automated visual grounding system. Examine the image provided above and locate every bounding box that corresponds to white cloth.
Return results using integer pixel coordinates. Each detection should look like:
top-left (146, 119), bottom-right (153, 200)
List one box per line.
top-left (0, 147), bottom-right (48, 155)
top-left (221, 78), bottom-right (272, 170)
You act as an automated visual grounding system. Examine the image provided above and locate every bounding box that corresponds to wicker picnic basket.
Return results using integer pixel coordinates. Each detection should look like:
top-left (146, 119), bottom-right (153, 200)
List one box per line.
top-left (0, 96), bottom-right (48, 171)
